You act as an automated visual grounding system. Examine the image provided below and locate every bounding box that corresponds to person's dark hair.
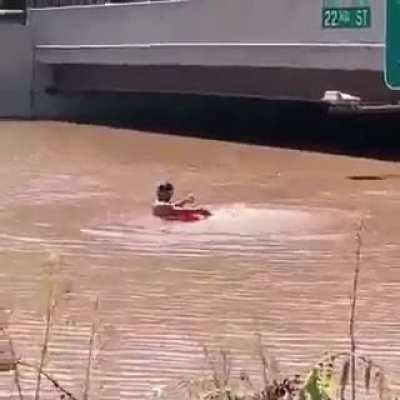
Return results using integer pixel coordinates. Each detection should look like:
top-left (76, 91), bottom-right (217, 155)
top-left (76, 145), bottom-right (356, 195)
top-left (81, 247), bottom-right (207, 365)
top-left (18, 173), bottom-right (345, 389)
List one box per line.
top-left (158, 182), bottom-right (174, 192)
top-left (157, 182), bottom-right (174, 201)
top-left (164, 182), bottom-right (173, 191)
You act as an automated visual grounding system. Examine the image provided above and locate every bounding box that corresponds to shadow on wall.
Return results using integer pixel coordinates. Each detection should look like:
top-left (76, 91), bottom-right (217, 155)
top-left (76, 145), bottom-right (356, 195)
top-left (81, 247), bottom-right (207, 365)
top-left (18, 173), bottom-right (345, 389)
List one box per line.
top-left (49, 92), bottom-right (400, 162)
top-left (0, 0), bottom-right (25, 9)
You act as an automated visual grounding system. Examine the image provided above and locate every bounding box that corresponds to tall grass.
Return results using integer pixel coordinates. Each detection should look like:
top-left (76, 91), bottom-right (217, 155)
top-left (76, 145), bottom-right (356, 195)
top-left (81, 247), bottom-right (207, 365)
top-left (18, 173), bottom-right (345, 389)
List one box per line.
top-left (83, 296), bottom-right (99, 400)
top-left (349, 219), bottom-right (363, 400)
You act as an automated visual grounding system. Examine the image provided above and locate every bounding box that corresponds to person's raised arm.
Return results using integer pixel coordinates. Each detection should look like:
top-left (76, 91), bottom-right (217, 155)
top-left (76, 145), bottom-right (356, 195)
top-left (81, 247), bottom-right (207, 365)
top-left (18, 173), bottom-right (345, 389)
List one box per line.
top-left (174, 194), bottom-right (195, 208)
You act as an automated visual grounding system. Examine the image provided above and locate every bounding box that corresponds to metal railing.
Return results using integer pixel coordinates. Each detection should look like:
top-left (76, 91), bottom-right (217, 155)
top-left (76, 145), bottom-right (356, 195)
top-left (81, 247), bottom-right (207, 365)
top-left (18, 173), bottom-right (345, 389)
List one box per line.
top-left (29, 0), bottom-right (105, 7)
top-left (0, 0), bottom-right (26, 23)
top-left (29, 0), bottom-right (149, 7)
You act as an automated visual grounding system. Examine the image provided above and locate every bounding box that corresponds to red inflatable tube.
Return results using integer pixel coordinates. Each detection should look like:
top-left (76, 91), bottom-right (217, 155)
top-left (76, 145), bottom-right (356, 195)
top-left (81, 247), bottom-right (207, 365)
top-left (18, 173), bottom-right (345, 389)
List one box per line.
top-left (163, 208), bottom-right (211, 222)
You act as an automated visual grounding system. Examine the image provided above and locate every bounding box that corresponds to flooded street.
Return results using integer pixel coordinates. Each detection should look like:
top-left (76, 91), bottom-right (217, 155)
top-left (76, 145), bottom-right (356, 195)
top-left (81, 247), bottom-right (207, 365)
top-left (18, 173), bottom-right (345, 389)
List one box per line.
top-left (0, 121), bottom-right (399, 399)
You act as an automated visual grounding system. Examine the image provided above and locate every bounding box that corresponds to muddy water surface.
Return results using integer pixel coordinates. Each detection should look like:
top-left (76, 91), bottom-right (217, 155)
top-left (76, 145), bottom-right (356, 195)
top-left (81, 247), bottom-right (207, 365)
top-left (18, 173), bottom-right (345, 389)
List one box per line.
top-left (0, 121), bottom-right (399, 399)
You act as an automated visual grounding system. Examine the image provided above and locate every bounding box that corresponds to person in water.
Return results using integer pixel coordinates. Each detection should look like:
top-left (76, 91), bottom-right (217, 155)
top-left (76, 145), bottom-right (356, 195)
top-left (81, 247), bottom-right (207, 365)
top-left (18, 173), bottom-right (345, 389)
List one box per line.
top-left (152, 182), bottom-right (211, 220)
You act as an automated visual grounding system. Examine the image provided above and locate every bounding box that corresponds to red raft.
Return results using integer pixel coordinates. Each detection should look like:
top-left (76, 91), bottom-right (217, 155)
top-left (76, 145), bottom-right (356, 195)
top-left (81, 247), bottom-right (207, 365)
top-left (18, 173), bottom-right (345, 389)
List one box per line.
top-left (163, 208), bottom-right (212, 222)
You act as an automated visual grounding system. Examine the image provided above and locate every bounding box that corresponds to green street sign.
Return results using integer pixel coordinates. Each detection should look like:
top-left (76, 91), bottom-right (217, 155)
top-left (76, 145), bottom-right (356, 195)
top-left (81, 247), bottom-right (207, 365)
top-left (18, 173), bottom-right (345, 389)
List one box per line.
top-left (386, 0), bottom-right (400, 89)
top-left (322, 7), bottom-right (371, 29)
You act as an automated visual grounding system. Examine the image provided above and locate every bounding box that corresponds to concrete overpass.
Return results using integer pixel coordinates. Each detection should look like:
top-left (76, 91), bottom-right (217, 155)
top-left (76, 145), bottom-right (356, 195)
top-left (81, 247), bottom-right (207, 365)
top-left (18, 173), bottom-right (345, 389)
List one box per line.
top-left (0, 0), bottom-right (395, 119)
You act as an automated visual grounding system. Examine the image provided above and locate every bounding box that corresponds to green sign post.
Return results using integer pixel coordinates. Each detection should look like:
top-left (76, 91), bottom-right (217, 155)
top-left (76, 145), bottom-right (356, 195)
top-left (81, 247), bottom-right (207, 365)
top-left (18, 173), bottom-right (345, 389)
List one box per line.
top-left (386, 0), bottom-right (400, 89)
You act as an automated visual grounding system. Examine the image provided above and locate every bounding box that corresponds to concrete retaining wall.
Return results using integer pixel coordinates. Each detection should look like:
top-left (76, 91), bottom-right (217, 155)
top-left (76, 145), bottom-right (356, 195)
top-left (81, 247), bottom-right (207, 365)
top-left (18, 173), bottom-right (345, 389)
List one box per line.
top-left (31, 0), bottom-right (383, 46)
top-left (31, 0), bottom-right (385, 72)
top-left (0, 1), bottom-right (391, 118)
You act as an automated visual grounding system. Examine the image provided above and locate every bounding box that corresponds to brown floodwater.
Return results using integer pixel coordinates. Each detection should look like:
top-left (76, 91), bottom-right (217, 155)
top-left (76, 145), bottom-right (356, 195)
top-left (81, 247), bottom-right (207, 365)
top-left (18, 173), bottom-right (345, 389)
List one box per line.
top-left (0, 121), bottom-right (399, 399)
